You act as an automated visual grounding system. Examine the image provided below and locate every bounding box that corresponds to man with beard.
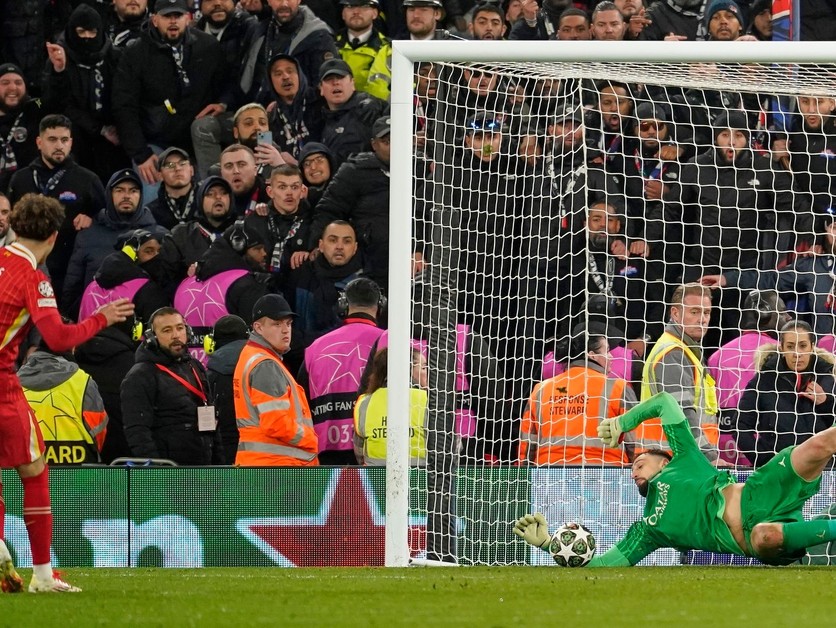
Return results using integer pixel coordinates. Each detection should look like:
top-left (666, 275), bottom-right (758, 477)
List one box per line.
top-left (158, 176), bottom-right (237, 292)
top-left (615, 0), bottom-right (651, 39)
top-left (219, 143), bottom-right (271, 215)
top-left (704, 0), bottom-right (743, 40)
top-left (318, 59), bottom-right (389, 171)
top-left (105, 0), bottom-right (150, 47)
top-left (297, 143), bottom-right (334, 211)
top-left (43, 4), bottom-right (130, 183)
top-left (63, 169), bottom-right (165, 316)
top-left (590, 1), bottom-right (627, 40)
top-left (121, 307), bottom-right (215, 464)
top-left (8, 115), bottom-right (104, 304)
top-left (336, 0), bottom-right (392, 100)
top-left (239, 0), bottom-right (338, 104)
top-left (515, 392), bottom-right (836, 567)
top-left (264, 55), bottom-right (320, 165)
top-left (0, 64), bottom-right (43, 192)
top-left (144, 147), bottom-right (199, 230)
top-left (469, 3), bottom-right (507, 40)
top-left (554, 7), bottom-right (591, 40)
top-left (311, 116), bottom-right (392, 290)
top-left (785, 95), bottom-right (836, 214)
top-left (112, 0), bottom-right (228, 202)
top-left (174, 221), bottom-right (270, 362)
top-left (509, 0), bottom-right (570, 40)
top-left (0, 193), bottom-right (13, 246)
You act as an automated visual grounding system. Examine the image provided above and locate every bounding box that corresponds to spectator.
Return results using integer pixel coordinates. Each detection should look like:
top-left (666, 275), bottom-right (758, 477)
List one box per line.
top-left (144, 147), bottom-right (200, 230)
top-left (469, 3), bottom-right (508, 40)
top-left (707, 289), bottom-right (791, 465)
top-left (105, 0), bottom-right (150, 47)
top-left (264, 56), bottom-right (320, 165)
top-left (0, 1), bottom-right (66, 96)
top-left (591, 1), bottom-right (627, 40)
top-left (503, 0), bottom-right (523, 25)
top-left (158, 175), bottom-right (237, 291)
top-left (205, 314), bottom-right (250, 464)
top-left (174, 221), bottom-right (269, 362)
top-left (518, 324), bottom-right (637, 465)
top-left (0, 192), bottom-right (13, 246)
top-left (787, 95), bottom-right (836, 214)
top-left (298, 277), bottom-right (385, 464)
top-left (400, 0), bottom-right (445, 39)
top-left (509, 0), bottom-right (568, 40)
top-left (704, 0), bottom-right (743, 41)
top-left (75, 317), bottom-right (141, 462)
top-left (112, 0), bottom-right (227, 203)
top-left (637, 282), bottom-right (720, 462)
top-left (318, 58), bottom-right (389, 170)
top-left (639, 0), bottom-right (707, 40)
top-left (19, 339), bottom-right (108, 466)
top-left (7, 114), bottom-right (105, 304)
top-left (63, 169), bottom-right (165, 315)
top-left (43, 4), bottom-right (130, 184)
top-left (245, 164), bottom-right (312, 288)
top-left (233, 294), bottom-right (319, 466)
top-left (745, 0), bottom-right (772, 40)
top-left (121, 306), bottom-right (215, 464)
top-left (297, 142), bottom-right (335, 210)
top-left (78, 229), bottom-right (169, 324)
top-left (337, 0), bottom-right (393, 100)
top-left (312, 115), bottom-right (391, 289)
top-left (737, 320), bottom-right (836, 468)
top-left (0, 64), bottom-right (44, 192)
top-left (616, 0), bottom-right (651, 39)
top-left (286, 220), bottom-right (366, 345)
top-left (219, 143), bottom-right (271, 215)
top-left (586, 80), bottom-right (634, 173)
top-left (227, 103), bottom-right (287, 179)
top-left (554, 7), bottom-right (591, 40)
top-left (354, 347), bottom-right (427, 465)
top-left (239, 0), bottom-right (339, 104)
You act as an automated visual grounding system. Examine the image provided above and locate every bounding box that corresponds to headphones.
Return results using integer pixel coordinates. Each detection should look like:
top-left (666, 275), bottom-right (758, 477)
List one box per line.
top-left (228, 220), bottom-right (252, 254)
top-left (120, 229), bottom-right (153, 262)
top-left (131, 318), bottom-right (144, 343)
top-left (204, 332), bottom-right (216, 356)
top-left (144, 308), bottom-right (194, 350)
top-left (336, 277), bottom-right (387, 319)
top-left (744, 289), bottom-right (788, 331)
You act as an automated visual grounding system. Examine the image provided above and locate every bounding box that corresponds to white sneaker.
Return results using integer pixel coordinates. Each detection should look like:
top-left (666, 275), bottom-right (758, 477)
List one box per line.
top-left (28, 572), bottom-right (81, 593)
top-left (0, 541), bottom-right (23, 593)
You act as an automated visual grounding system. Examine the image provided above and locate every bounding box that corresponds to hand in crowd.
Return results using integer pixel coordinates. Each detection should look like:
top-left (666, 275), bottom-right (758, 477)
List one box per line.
top-left (187, 262), bottom-right (198, 277)
top-left (412, 251), bottom-right (425, 277)
top-left (657, 145), bottom-right (679, 161)
top-left (713, 458), bottom-right (734, 468)
top-left (521, 0), bottom-right (539, 22)
top-left (195, 103), bottom-right (227, 119)
top-left (735, 34), bottom-right (759, 42)
top-left (72, 214), bottom-right (93, 231)
top-left (699, 274), bottom-right (727, 288)
top-left (644, 179), bottom-right (664, 200)
top-left (137, 154), bottom-right (162, 185)
top-left (98, 298), bottom-right (135, 326)
top-left (253, 202), bottom-right (269, 217)
top-left (664, 32), bottom-right (688, 41)
top-left (771, 138), bottom-right (790, 170)
top-left (800, 381), bottom-right (828, 406)
top-left (628, 239), bottom-right (650, 258)
top-left (610, 239), bottom-right (629, 260)
top-left (627, 8), bottom-right (652, 39)
top-left (625, 338), bottom-right (646, 357)
top-left (46, 42), bottom-right (66, 73)
top-left (289, 250), bottom-right (311, 269)
top-left (254, 142), bottom-right (284, 167)
top-left (101, 125), bottom-right (120, 146)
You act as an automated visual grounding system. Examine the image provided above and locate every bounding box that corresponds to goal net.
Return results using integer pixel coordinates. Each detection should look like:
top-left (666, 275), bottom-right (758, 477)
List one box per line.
top-left (386, 42), bottom-right (836, 567)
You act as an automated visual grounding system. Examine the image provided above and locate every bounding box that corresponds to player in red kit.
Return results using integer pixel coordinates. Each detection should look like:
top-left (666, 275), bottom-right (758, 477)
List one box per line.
top-left (0, 194), bottom-right (134, 594)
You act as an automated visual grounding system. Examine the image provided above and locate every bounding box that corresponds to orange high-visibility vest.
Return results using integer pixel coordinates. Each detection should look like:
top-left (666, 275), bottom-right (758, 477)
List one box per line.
top-left (233, 340), bottom-right (318, 466)
top-left (519, 365), bottom-right (631, 466)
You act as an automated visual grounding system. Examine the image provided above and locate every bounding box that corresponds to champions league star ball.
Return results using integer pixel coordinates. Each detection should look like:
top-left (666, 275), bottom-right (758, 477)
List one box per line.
top-left (549, 522), bottom-right (596, 567)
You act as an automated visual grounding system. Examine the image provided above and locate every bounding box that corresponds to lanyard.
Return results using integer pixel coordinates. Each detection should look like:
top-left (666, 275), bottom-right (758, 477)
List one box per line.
top-left (33, 167), bottom-right (67, 196)
top-left (155, 364), bottom-right (207, 403)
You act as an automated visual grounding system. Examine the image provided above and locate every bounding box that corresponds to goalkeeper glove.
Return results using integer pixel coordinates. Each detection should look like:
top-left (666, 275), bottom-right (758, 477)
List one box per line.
top-left (598, 417), bottom-right (624, 448)
top-left (512, 513), bottom-right (551, 550)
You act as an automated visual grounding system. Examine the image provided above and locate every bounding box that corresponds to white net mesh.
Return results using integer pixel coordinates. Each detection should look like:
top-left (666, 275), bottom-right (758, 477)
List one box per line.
top-left (406, 56), bottom-right (836, 566)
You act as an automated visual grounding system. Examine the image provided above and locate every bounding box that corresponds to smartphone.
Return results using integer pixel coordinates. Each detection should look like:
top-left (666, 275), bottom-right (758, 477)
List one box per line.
top-left (257, 130), bottom-right (273, 145)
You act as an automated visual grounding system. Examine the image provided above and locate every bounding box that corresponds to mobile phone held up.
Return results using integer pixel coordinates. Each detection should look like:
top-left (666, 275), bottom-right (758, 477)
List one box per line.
top-left (257, 130), bottom-right (273, 145)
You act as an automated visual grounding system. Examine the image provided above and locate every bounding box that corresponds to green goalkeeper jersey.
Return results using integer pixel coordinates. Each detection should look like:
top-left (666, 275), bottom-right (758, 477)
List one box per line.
top-left (588, 393), bottom-right (743, 567)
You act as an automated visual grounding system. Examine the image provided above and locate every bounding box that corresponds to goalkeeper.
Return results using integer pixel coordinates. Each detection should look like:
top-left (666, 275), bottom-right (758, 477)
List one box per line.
top-left (514, 392), bottom-right (836, 566)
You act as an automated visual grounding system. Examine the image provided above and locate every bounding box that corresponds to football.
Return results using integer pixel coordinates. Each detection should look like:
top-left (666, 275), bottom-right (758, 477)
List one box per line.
top-left (548, 522), bottom-right (596, 567)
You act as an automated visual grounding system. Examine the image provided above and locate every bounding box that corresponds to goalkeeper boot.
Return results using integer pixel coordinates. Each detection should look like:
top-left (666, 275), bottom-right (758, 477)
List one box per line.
top-left (0, 540), bottom-right (23, 593)
top-left (28, 571), bottom-right (81, 593)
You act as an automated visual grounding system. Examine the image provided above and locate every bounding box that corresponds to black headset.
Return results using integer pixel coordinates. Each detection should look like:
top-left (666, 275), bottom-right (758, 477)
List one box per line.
top-left (144, 307), bottom-right (194, 350)
top-left (228, 220), bottom-right (252, 254)
top-left (120, 229), bottom-right (153, 261)
top-left (336, 277), bottom-right (387, 319)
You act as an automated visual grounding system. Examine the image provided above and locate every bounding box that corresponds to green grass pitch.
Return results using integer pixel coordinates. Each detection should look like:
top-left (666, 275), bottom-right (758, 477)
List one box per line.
top-left (2, 566), bottom-right (833, 627)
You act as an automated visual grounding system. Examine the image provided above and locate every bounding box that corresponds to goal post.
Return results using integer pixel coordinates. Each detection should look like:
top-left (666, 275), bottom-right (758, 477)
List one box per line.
top-left (386, 41), bottom-right (836, 568)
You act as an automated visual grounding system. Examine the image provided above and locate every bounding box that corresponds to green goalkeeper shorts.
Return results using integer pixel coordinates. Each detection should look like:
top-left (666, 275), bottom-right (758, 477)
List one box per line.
top-left (741, 446), bottom-right (822, 566)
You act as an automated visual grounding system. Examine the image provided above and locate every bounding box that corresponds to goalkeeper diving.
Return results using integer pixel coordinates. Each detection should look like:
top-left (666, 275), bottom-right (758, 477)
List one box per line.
top-left (513, 392), bottom-right (836, 566)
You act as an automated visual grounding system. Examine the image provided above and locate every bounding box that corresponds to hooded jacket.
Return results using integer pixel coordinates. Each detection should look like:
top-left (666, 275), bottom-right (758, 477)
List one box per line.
top-left (737, 343), bottom-right (836, 468)
top-left (85, 249), bottom-right (170, 324)
top-left (297, 142), bottom-right (335, 209)
top-left (63, 170), bottom-right (166, 313)
top-left (320, 91), bottom-right (388, 171)
top-left (206, 338), bottom-right (247, 464)
top-left (265, 54), bottom-right (321, 160)
top-left (121, 341), bottom-right (213, 464)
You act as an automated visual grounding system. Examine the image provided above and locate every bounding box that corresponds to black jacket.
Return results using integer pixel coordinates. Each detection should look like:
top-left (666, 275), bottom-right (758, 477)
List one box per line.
top-left (92, 250), bottom-right (170, 324)
top-left (737, 344), bottom-right (836, 468)
top-left (0, 96), bottom-right (45, 192)
top-left (144, 182), bottom-right (200, 230)
top-left (245, 203), bottom-right (312, 290)
top-left (206, 338), bottom-right (247, 465)
top-left (297, 142), bottom-right (335, 210)
top-left (112, 26), bottom-right (226, 162)
top-left (319, 91), bottom-right (388, 171)
top-left (264, 54), bottom-right (321, 160)
top-left (194, 236), bottom-right (270, 325)
top-left (788, 118), bottom-right (836, 214)
top-left (121, 342), bottom-right (213, 464)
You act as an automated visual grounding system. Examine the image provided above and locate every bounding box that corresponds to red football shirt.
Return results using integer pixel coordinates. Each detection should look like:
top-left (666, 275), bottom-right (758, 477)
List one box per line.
top-left (0, 242), bottom-right (106, 376)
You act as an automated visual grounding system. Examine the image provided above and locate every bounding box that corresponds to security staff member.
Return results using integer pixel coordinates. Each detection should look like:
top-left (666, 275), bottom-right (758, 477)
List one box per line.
top-left (335, 0), bottom-right (392, 100)
top-left (233, 294), bottom-right (318, 466)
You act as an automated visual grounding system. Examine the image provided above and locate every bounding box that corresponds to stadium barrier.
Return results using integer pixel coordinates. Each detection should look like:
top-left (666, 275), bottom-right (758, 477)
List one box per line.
top-left (1, 467), bottom-right (833, 567)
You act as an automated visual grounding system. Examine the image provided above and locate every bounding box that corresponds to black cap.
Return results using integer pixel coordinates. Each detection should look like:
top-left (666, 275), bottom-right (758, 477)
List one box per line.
top-left (157, 146), bottom-right (190, 171)
top-left (403, 0), bottom-right (443, 6)
top-left (319, 58), bottom-right (353, 83)
top-left (465, 112), bottom-right (502, 133)
top-left (252, 294), bottom-right (297, 321)
top-left (372, 116), bottom-right (391, 139)
top-left (341, 0), bottom-right (380, 5)
top-left (713, 110), bottom-right (749, 137)
top-left (572, 321), bottom-right (623, 351)
top-left (155, 0), bottom-right (191, 16)
top-left (0, 63), bottom-right (24, 80)
top-left (555, 102), bottom-right (583, 125)
top-left (212, 315), bottom-right (249, 348)
top-left (116, 228), bottom-right (160, 251)
top-left (635, 102), bottom-right (669, 123)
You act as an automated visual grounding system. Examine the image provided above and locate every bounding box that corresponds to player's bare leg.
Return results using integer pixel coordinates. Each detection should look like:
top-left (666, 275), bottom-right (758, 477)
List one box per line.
top-left (790, 426), bottom-right (836, 482)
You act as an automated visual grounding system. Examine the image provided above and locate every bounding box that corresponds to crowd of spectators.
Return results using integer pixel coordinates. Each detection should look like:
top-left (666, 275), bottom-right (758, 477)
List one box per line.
top-left (2, 0), bottom-right (836, 469)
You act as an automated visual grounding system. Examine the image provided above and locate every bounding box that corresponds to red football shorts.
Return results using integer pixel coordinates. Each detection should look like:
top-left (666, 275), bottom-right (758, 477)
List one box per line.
top-left (0, 387), bottom-right (45, 467)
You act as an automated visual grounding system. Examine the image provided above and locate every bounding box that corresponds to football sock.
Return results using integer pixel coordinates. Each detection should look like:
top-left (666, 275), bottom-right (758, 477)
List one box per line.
top-left (783, 519), bottom-right (836, 554)
top-left (21, 470), bottom-right (52, 567)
